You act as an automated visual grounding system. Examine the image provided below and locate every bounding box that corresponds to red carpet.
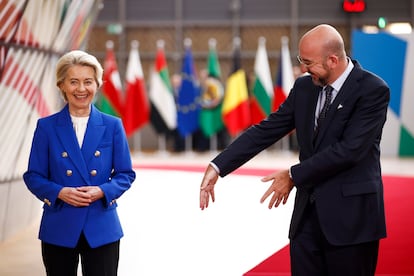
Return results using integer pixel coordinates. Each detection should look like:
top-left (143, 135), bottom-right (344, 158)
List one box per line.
top-left (135, 163), bottom-right (414, 275)
top-left (244, 175), bottom-right (414, 276)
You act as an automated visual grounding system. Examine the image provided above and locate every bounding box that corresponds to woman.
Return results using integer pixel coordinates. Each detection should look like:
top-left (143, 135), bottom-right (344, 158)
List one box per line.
top-left (23, 50), bottom-right (136, 276)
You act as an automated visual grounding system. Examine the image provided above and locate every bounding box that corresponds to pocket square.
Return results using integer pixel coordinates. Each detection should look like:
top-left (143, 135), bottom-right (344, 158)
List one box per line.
top-left (337, 104), bottom-right (344, 110)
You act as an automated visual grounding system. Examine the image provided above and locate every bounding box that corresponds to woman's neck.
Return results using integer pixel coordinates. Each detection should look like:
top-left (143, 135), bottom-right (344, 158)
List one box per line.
top-left (69, 105), bottom-right (91, 117)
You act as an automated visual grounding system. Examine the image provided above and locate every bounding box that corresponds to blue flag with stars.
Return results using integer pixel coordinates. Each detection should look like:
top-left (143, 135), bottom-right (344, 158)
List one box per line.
top-left (177, 43), bottom-right (201, 137)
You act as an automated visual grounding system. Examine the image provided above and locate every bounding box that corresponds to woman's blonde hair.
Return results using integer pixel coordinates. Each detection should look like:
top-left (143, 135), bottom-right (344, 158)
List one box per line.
top-left (56, 50), bottom-right (103, 100)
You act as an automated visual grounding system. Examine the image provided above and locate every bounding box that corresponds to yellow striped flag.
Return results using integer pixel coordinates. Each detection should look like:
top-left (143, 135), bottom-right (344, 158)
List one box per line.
top-left (222, 37), bottom-right (250, 136)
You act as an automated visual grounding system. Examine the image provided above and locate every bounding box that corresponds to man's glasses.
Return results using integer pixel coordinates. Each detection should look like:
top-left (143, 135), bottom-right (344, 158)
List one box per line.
top-left (297, 55), bottom-right (317, 67)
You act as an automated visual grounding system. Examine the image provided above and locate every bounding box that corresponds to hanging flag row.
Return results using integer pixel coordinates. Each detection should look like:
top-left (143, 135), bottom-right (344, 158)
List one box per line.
top-left (96, 36), bottom-right (295, 139)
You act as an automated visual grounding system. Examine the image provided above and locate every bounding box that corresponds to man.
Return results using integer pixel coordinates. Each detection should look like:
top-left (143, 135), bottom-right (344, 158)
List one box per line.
top-left (199, 24), bottom-right (389, 276)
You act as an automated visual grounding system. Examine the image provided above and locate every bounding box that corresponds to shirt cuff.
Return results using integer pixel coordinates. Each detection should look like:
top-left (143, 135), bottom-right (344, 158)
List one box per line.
top-left (288, 166), bottom-right (293, 180)
top-left (209, 162), bottom-right (220, 174)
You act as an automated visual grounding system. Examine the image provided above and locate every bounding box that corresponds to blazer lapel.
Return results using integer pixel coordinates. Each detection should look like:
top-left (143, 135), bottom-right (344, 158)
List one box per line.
top-left (81, 105), bottom-right (106, 162)
top-left (55, 106), bottom-right (90, 184)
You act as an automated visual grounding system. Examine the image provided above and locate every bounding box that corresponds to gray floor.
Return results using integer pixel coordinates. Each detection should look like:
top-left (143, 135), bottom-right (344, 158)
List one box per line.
top-left (0, 221), bottom-right (43, 275)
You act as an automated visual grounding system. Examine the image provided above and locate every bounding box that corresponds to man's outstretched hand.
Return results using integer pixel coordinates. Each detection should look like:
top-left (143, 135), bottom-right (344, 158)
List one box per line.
top-left (260, 169), bottom-right (294, 209)
top-left (199, 164), bottom-right (219, 210)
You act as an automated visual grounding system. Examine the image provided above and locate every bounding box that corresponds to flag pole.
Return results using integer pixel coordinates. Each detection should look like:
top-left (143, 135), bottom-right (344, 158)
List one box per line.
top-left (210, 135), bottom-right (218, 152)
top-left (158, 134), bottom-right (168, 156)
top-left (133, 132), bottom-right (142, 152)
top-left (185, 135), bottom-right (193, 154)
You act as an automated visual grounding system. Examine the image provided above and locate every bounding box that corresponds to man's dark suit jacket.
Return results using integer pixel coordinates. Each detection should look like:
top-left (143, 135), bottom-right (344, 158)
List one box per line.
top-left (212, 60), bottom-right (390, 246)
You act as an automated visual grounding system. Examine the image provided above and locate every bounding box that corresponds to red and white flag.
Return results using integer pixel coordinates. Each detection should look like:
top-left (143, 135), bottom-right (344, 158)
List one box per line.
top-left (122, 40), bottom-right (150, 137)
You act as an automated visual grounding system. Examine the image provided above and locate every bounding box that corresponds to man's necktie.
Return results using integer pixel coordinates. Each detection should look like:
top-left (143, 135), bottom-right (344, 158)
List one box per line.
top-left (315, 85), bottom-right (333, 134)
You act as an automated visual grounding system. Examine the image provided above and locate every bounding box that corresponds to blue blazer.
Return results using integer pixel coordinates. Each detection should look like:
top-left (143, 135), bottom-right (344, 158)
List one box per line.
top-left (213, 61), bottom-right (389, 246)
top-left (24, 104), bottom-right (136, 248)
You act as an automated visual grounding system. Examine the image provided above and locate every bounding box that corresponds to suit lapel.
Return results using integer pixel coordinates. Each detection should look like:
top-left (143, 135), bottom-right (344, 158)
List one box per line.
top-left (307, 86), bottom-right (321, 150)
top-left (313, 62), bottom-right (362, 148)
top-left (55, 105), bottom-right (90, 184)
top-left (81, 105), bottom-right (106, 163)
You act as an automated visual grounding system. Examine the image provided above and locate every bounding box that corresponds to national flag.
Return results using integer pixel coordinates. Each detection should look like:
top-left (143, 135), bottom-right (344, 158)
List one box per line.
top-left (148, 39), bottom-right (177, 134)
top-left (273, 36), bottom-right (294, 111)
top-left (250, 37), bottom-right (274, 124)
top-left (199, 38), bottom-right (224, 137)
top-left (176, 38), bottom-right (201, 137)
top-left (122, 40), bottom-right (150, 137)
top-left (96, 40), bottom-right (123, 117)
top-left (222, 37), bottom-right (251, 137)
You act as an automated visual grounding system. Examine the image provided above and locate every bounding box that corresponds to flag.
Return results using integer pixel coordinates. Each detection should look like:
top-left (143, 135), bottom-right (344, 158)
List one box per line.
top-left (96, 40), bottom-right (123, 117)
top-left (222, 37), bottom-right (251, 137)
top-left (199, 38), bottom-right (224, 137)
top-left (122, 40), bottom-right (150, 137)
top-left (176, 38), bottom-right (201, 137)
top-left (250, 37), bottom-right (274, 124)
top-left (273, 36), bottom-right (294, 111)
top-left (148, 40), bottom-right (177, 134)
